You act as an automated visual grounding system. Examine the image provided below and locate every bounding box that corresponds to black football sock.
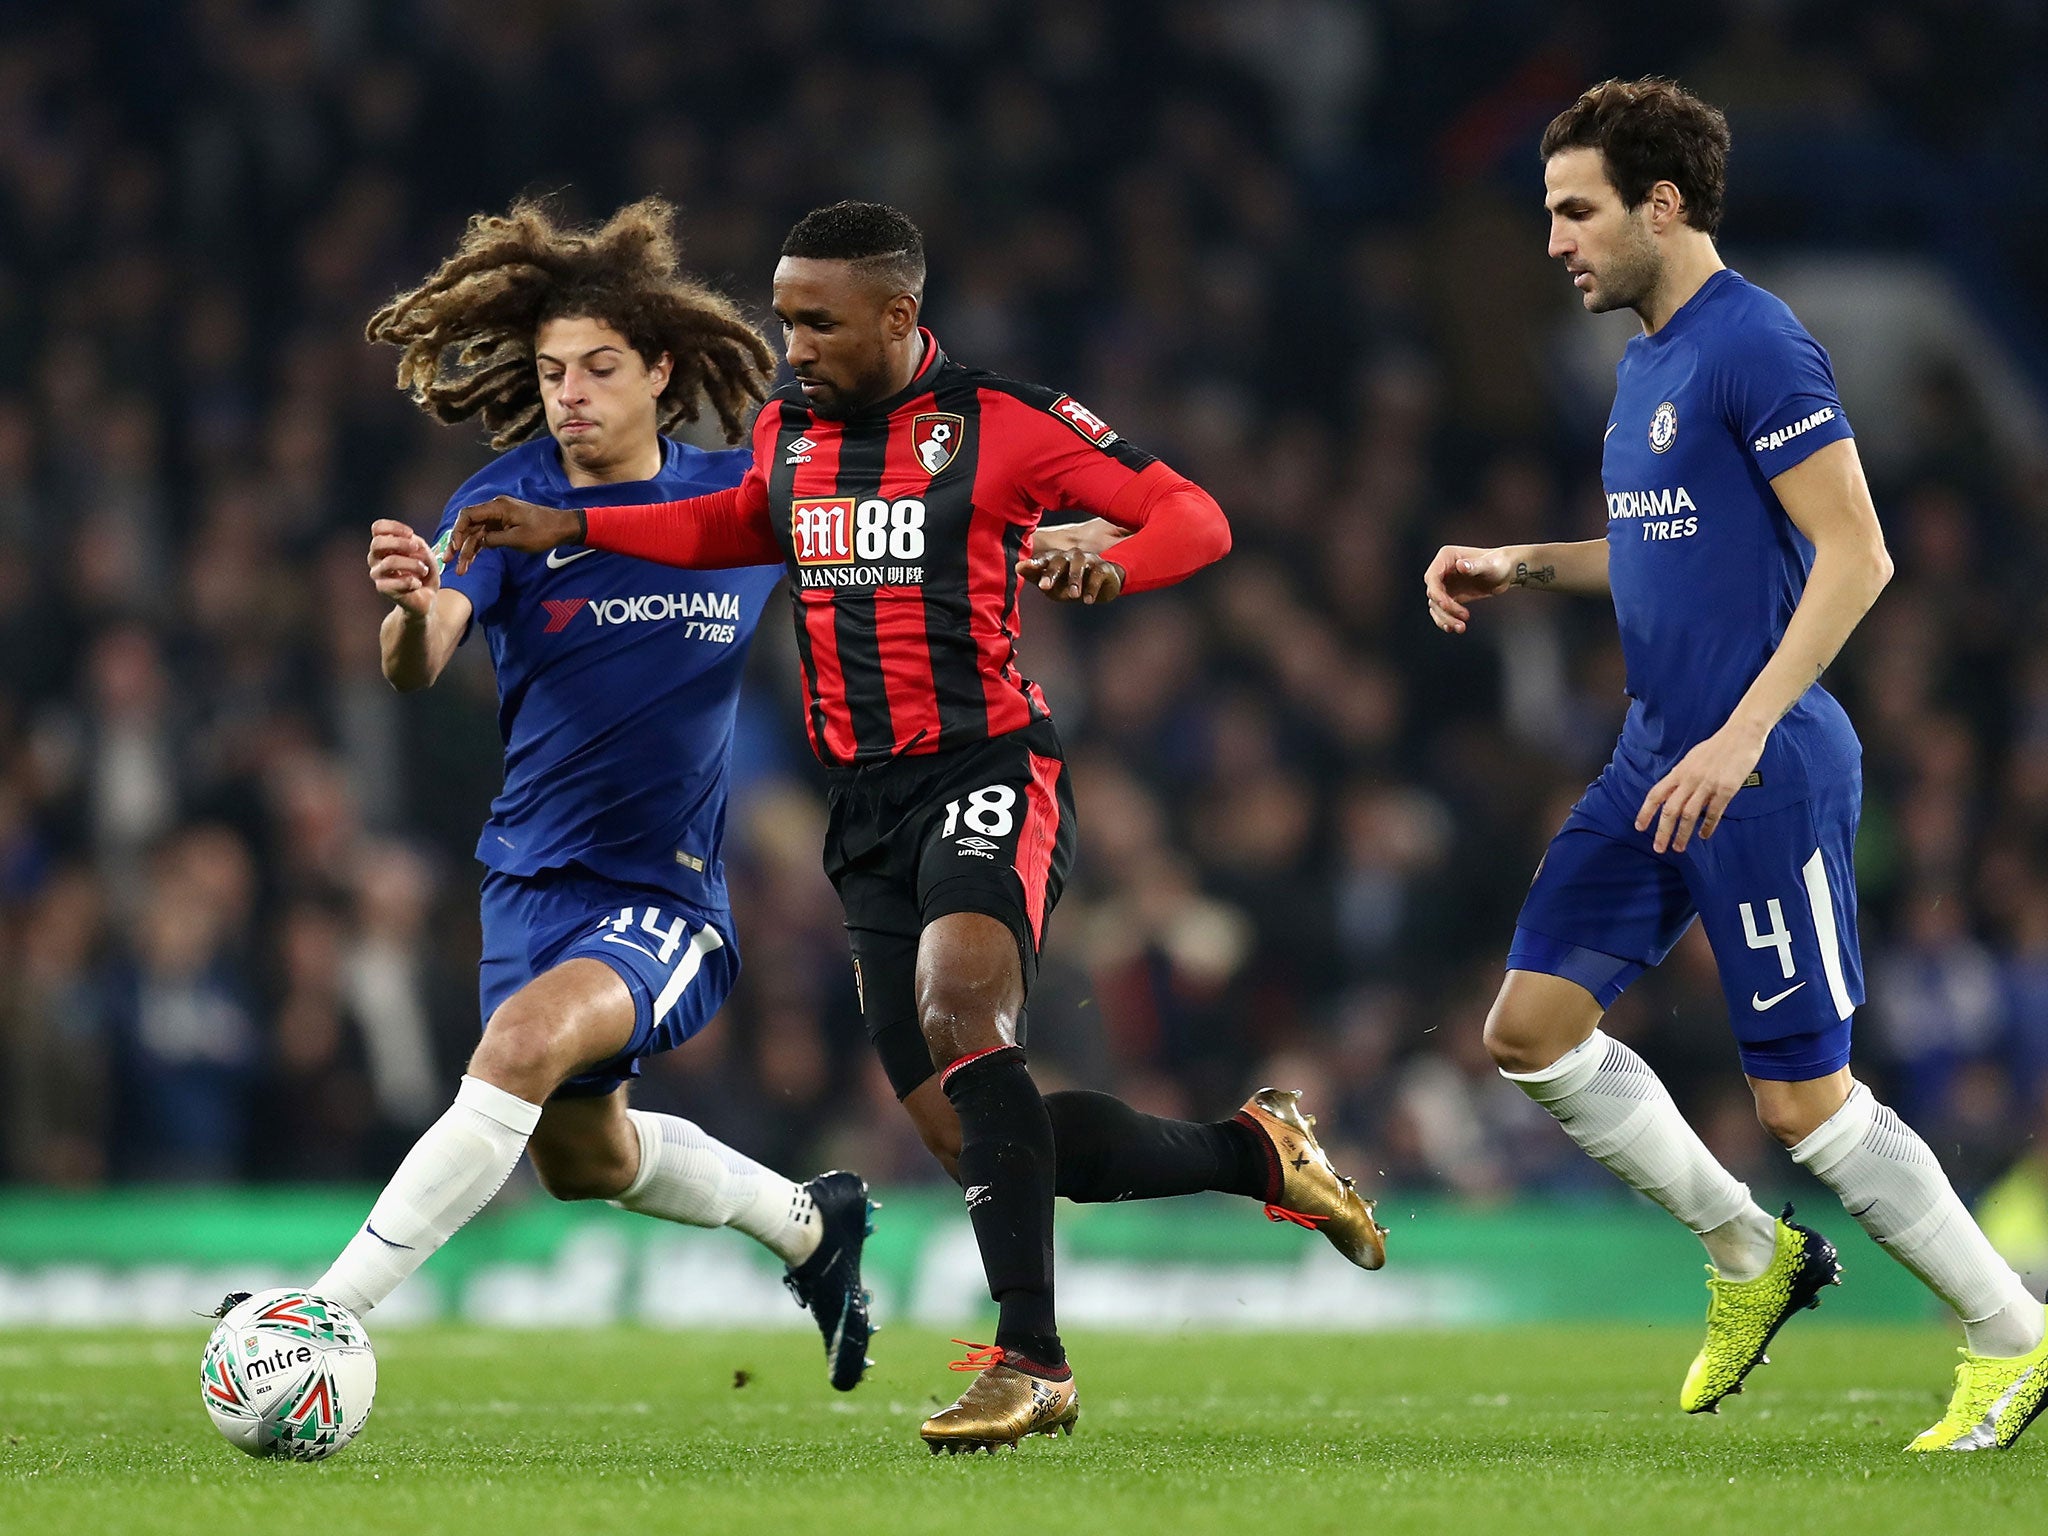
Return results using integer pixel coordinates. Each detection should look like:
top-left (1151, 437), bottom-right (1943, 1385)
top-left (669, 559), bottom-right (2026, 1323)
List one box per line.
top-left (1046, 1089), bottom-right (1277, 1203)
top-left (941, 1045), bottom-right (1065, 1375)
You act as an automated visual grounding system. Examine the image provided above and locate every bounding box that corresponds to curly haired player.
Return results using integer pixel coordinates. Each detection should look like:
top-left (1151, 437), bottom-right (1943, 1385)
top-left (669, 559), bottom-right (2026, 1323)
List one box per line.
top-left (222, 198), bottom-right (878, 1392)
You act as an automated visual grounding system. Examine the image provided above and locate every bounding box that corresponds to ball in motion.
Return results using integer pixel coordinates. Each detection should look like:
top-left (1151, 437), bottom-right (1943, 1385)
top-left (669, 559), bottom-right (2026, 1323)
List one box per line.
top-left (200, 1289), bottom-right (376, 1459)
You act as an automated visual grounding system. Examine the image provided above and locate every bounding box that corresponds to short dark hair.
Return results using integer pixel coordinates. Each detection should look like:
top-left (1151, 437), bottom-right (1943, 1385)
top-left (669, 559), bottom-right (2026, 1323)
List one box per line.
top-left (1540, 78), bottom-right (1730, 236)
top-left (780, 201), bottom-right (926, 298)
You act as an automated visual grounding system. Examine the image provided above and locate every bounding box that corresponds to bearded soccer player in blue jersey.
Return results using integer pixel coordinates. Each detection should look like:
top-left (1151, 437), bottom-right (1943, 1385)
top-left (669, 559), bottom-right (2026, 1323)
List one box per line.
top-left (220, 201), bottom-right (876, 1390)
top-left (1425, 79), bottom-right (2045, 1451)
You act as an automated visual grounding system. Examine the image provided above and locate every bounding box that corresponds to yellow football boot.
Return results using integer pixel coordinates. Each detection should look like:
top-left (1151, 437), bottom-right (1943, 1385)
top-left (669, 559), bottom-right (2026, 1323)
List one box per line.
top-left (1680, 1206), bottom-right (1840, 1414)
top-left (920, 1341), bottom-right (1079, 1454)
top-left (1907, 1310), bottom-right (2048, 1452)
top-left (1237, 1088), bottom-right (1388, 1270)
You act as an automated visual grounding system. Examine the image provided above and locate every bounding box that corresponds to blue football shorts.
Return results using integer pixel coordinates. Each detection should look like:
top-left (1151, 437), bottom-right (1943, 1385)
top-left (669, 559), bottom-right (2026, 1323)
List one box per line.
top-left (1509, 765), bottom-right (1864, 1081)
top-left (478, 866), bottom-right (739, 1097)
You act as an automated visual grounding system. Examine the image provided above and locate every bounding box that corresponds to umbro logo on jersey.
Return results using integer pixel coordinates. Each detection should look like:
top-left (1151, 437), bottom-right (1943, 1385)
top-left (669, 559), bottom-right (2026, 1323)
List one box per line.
top-left (784, 436), bottom-right (817, 465)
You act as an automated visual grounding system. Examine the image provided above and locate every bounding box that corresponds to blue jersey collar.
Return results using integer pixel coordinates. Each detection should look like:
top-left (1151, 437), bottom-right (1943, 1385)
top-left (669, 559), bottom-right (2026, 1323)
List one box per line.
top-left (539, 435), bottom-right (681, 496)
top-left (1643, 268), bottom-right (1738, 348)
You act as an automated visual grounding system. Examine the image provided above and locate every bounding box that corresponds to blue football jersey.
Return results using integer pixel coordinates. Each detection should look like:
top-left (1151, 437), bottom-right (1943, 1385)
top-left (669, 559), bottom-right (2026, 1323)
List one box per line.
top-left (430, 437), bottom-right (782, 908)
top-left (1600, 269), bottom-right (1861, 817)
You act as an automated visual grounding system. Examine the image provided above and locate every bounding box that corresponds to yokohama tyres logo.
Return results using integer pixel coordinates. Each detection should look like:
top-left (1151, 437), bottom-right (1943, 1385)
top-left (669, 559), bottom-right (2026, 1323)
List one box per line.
top-left (540, 593), bottom-right (742, 633)
top-left (1049, 394), bottom-right (1117, 446)
top-left (542, 598), bottom-right (588, 633)
top-left (792, 497), bottom-right (854, 565)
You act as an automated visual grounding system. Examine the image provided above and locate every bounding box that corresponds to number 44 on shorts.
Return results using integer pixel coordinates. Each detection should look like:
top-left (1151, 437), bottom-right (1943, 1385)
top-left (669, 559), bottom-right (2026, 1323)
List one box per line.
top-left (604, 905), bottom-right (690, 963)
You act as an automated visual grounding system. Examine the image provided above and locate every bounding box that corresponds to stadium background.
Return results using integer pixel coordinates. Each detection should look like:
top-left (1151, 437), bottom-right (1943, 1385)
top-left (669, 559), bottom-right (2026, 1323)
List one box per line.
top-left (4, 0), bottom-right (2048, 1318)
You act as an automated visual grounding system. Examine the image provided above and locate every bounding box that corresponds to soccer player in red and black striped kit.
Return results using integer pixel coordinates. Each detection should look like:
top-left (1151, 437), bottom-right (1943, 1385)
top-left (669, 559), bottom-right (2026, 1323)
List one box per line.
top-left (451, 202), bottom-right (1387, 1451)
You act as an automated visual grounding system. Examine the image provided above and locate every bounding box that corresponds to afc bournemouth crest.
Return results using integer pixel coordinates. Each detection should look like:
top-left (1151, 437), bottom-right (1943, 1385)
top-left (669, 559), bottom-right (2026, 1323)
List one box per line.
top-left (913, 412), bottom-right (964, 476)
top-left (1648, 400), bottom-right (1678, 454)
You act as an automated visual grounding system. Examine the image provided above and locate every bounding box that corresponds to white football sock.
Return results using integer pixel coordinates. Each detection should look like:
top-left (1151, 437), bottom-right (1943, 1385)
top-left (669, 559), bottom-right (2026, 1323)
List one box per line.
top-left (1505, 1030), bottom-right (1778, 1281)
top-left (1791, 1082), bottom-right (2042, 1358)
top-left (610, 1109), bottom-right (820, 1266)
top-left (314, 1075), bottom-right (542, 1314)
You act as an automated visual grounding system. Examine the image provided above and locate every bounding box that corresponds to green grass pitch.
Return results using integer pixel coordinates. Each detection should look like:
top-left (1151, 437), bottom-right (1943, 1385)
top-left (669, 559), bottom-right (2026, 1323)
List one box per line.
top-left (0, 1324), bottom-right (2039, 1535)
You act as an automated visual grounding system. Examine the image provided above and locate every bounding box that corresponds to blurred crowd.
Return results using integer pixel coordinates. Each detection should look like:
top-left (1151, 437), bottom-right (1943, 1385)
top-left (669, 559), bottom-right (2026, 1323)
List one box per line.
top-left (4, 0), bottom-right (2048, 1218)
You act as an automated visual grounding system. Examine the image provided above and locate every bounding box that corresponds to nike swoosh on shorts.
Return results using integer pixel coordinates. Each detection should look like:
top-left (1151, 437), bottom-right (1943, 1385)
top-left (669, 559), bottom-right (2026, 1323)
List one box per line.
top-left (1751, 982), bottom-right (1807, 1011)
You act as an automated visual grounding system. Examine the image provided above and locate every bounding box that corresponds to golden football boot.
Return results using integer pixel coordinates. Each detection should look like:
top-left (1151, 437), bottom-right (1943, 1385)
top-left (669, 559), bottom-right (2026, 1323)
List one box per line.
top-left (1238, 1087), bottom-right (1388, 1270)
top-left (920, 1341), bottom-right (1079, 1454)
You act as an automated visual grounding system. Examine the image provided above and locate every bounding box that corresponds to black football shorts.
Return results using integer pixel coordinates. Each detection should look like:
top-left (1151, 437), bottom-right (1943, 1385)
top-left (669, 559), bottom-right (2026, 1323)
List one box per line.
top-left (822, 720), bottom-right (1077, 1097)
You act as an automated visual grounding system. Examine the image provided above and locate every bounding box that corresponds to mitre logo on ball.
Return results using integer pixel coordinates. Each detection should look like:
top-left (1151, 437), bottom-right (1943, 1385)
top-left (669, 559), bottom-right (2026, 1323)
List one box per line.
top-left (913, 413), bottom-right (964, 475)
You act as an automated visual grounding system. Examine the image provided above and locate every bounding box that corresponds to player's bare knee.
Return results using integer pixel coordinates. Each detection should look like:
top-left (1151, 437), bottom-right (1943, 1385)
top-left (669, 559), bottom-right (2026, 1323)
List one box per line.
top-left (1751, 1091), bottom-right (1830, 1148)
top-left (528, 1139), bottom-right (633, 1202)
top-left (1483, 1003), bottom-right (1563, 1075)
top-left (916, 921), bottom-right (1022, 1063)
top-left (470, 1009), bottom-right (572, 1100)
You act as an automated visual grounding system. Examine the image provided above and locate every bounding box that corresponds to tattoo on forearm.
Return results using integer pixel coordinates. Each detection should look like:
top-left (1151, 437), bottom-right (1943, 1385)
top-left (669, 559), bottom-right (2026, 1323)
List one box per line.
top-left (1511, 562), bottom-right (1556, 589)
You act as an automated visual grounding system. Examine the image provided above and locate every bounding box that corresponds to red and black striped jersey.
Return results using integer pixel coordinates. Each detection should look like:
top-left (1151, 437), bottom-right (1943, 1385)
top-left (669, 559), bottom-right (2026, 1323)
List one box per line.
top-left (692, 340), bottom-right (1141, 772)
top-left (580, 330), bottom-right (1226, 767)
top-left (758, 335), bottom-right (1162, 765)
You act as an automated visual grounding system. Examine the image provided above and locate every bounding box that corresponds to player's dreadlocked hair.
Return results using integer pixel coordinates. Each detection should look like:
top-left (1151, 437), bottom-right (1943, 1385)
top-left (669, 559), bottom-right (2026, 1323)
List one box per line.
top-left (367, 198), bottom-right (775, 449)
top-left (1541, 78), bottom-right (1730, 236)
top-left (780, 201), bottom-right (926, 300)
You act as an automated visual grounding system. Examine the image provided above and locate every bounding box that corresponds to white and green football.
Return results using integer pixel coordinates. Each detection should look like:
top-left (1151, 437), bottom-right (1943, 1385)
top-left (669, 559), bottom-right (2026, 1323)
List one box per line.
top-left (200, 1289), bottom-right (376, 1460)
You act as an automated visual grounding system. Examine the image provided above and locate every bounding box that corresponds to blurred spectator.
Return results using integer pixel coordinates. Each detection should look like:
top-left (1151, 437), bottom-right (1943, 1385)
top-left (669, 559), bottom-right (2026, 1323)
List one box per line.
top-left (0, 0), bottom-right (2045, 1202)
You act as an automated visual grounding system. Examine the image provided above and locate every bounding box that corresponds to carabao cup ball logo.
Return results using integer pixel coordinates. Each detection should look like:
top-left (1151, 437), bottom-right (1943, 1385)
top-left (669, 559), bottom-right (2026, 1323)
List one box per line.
top-left (1649, 400), bottom-right (1678, 454)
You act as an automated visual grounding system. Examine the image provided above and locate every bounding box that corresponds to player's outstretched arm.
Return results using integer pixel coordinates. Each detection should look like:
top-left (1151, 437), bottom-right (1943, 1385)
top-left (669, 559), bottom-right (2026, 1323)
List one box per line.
top-left (369, 518), bottom-right (470, 691)
top-left (1424, 539), bottom-right (1608, 633)
top-left (448, 496), bottom-right (585, 571)
top-left (1634, 437), bottom-right (1891, 853)
top-left (450, 484), bottom-right (782, 575)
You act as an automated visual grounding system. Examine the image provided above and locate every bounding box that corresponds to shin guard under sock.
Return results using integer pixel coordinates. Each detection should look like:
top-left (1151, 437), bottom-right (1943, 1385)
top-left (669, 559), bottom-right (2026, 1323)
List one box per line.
top-left (942, 1044), bottom-right (1064, 1373)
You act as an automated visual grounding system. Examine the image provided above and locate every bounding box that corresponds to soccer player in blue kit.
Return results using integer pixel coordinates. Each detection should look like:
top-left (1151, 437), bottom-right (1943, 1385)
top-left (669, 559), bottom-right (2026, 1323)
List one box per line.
top-left (226, 201), bottom-right (875, 1389)
top-left (1425, 79), bottom-right (2047, 1451)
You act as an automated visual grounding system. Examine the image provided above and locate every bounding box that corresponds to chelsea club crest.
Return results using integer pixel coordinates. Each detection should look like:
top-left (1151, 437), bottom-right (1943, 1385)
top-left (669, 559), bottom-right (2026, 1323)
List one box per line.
top-left (1648, 400), bottom-right (1678, 454)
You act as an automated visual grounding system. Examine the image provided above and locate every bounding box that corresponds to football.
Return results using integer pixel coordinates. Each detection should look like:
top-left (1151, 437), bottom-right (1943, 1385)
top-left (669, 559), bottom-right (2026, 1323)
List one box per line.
top-left (200, 1289), bottom-right (377, 1460)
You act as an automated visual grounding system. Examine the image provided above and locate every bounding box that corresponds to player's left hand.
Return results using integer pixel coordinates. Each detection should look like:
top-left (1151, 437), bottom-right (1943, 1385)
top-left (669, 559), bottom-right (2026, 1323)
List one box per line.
top-left (1635, 722), bottom-right (1768, 854)
top-left (1017, 548), bottom-right (1125, 605)
top-left (1029, 517), bottom-right (1130, 559)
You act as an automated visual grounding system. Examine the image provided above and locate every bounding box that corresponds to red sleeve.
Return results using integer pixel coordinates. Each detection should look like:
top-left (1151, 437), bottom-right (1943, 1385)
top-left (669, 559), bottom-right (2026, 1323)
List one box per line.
top-left (1099, 461), bottom-right (1231, 593)
top-left (582, 462), bottom-right (781, 569)
top-left (995, 391), bottom-right (1157, 513)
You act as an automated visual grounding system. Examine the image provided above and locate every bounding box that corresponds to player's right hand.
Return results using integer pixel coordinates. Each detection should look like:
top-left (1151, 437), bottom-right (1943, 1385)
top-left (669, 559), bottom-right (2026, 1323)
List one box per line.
top-left (368, 519), bottom-right (439, 616)
top-left (447, 496), bottom-right (583, 572)
top-left (1424, 545), bottom-right (1516, 634)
